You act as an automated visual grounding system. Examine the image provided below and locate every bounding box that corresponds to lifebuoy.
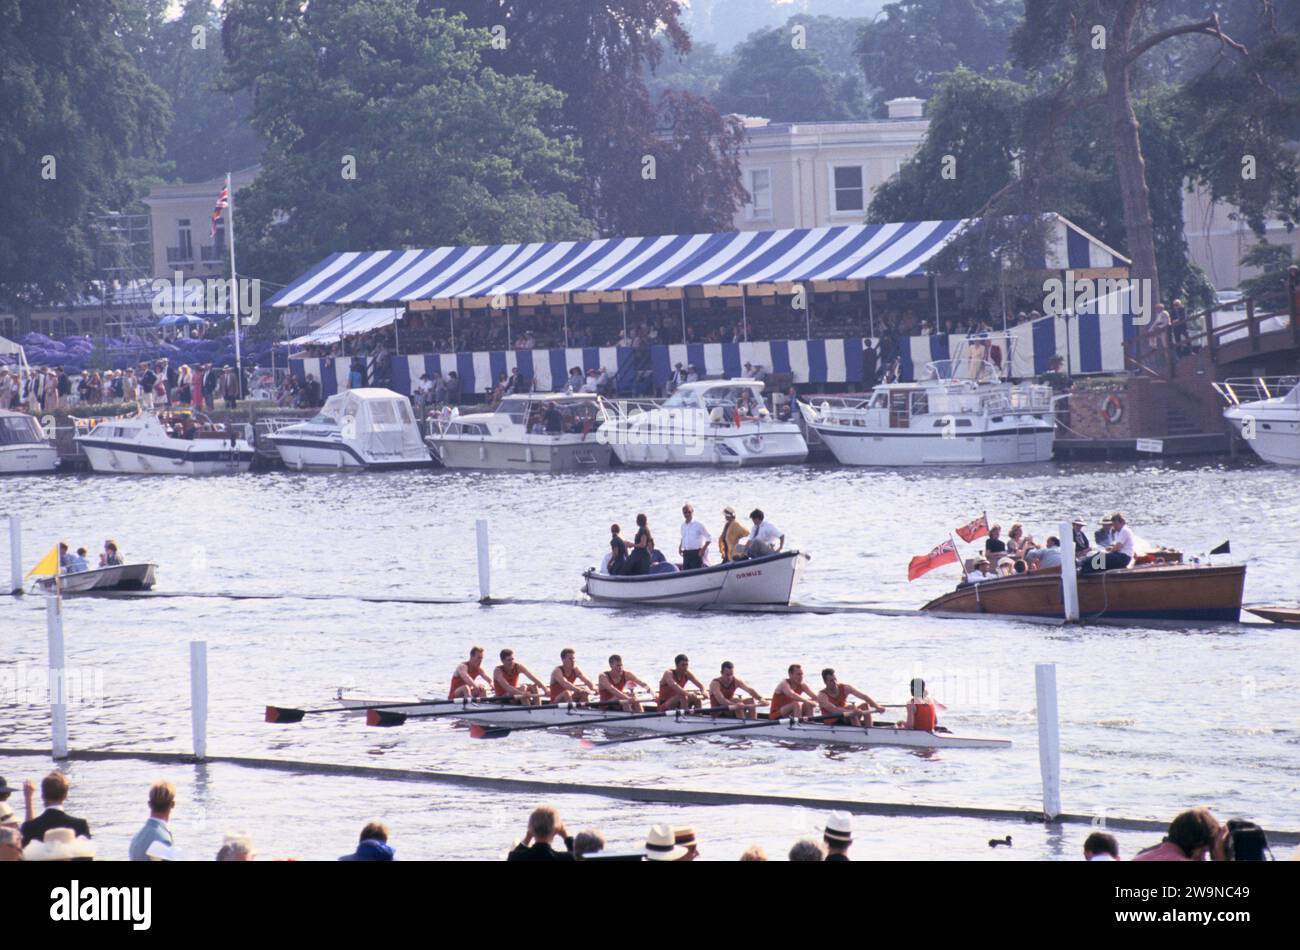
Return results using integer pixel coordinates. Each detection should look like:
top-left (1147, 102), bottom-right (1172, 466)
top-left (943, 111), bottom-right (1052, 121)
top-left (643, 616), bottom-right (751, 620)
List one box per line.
top-left (744, 434), bottom-right (765, 453)
top-left (1102, 394), bottom-right (1124, 425)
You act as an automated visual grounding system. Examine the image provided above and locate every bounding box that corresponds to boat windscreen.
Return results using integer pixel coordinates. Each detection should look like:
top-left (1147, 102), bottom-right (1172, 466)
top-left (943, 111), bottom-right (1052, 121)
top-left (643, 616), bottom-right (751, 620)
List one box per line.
top-left (0, 416), bottom-right (43, 445)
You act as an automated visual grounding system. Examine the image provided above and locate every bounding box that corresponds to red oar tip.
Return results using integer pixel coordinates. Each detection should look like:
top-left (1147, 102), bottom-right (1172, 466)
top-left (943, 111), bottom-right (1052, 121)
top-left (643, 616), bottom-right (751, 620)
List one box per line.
top-left (366, 708), bottom-right (405, 727)
top-left (468, 724), bottom-right (487, 739)
top-left (579, 739), bottom-right (597, 750)
top-left (265, 706), bottom-right (304, 724)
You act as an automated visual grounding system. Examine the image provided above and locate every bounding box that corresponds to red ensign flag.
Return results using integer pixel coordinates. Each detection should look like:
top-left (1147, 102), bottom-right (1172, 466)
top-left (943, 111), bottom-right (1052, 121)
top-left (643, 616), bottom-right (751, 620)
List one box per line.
top-left (955, 513), bottom-right (989, 543)
top-left (908, 539), bottom-right (959, 581)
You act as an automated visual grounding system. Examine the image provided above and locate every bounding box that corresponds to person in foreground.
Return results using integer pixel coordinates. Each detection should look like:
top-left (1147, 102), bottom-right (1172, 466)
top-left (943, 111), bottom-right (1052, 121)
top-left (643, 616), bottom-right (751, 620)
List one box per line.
top-left (128, 780), bottom-right (175, 861)
top-left (1132, 807), bottom-right (1224, 861)
top-left (339, 821), bottom-right (395, 861)
top-left (508, 805), bottom-right (574, 861)
top-left (823, 812), bottom-right (853, 861)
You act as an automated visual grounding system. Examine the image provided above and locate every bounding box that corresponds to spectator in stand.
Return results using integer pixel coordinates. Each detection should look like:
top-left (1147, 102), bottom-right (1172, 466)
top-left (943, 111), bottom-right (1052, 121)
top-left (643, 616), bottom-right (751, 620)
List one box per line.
top-left (128, 781), bottom-right (176, 861)
top-left (566, 366), bottom-right (584, 392)
top-left (507, 805), bottom-right (574, 861)
top-left (1169, 298), bottom-right (1190, 355)
top-left (338, 821), bottom-right (395, 861)
top-left (862, 339), bottom-right (879, 387)
top-left (447, 371), bottom-right (461, 404)
top-left (20, 773), bottom-right (91, 846)
top-left (1133, 807), bottom-right (1224, 861)
top-left (1084, 832), bottom-right (1119, 861)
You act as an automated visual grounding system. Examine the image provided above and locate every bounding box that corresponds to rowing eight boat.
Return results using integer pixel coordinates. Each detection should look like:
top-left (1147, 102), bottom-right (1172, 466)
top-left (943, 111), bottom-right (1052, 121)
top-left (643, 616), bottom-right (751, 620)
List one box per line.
top-left (335, 696), bottom-right (1011, 750)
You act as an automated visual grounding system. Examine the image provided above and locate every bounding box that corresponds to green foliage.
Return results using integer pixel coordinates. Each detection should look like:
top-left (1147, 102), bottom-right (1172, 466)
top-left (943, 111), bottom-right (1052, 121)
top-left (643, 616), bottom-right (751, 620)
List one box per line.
top-left (857, 0), bottom-right (1022, 113)
top-left (715, 19), bottom-right (870, 121)
top-left (0, 0), bottom-right (170, 313)
top-left (1238, 241), bottom-right (1295, 310)
top-left (220, 0), bottom-right (590, 285)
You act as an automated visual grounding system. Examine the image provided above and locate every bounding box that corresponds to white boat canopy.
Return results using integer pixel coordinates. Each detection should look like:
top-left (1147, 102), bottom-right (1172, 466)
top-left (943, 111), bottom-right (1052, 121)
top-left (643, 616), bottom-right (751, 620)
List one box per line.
top-left (311, 387), bottom-right (423, 457)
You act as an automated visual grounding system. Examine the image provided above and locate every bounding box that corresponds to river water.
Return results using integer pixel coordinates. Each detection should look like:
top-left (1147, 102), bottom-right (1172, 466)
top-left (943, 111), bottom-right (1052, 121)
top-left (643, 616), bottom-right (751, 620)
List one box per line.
top-left (1, 458), bottom-right (1297, 861)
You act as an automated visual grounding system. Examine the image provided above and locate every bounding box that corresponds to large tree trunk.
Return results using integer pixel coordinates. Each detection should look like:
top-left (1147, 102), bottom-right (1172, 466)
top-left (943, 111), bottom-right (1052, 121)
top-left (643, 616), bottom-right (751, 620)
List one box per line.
top-left (1103, 1), bottom-right (1160, 308)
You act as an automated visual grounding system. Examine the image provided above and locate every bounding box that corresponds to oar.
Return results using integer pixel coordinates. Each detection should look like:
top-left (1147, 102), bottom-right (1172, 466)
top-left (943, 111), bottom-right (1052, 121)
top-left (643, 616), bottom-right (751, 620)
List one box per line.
top-left (265, 696), bottom-right (508, 724)
top-left (470, 705), bottom-right (733, 740)
top-left (580, 713), bottom-right (792, 748)
top-left (367, 698), bottom-right (631, 728)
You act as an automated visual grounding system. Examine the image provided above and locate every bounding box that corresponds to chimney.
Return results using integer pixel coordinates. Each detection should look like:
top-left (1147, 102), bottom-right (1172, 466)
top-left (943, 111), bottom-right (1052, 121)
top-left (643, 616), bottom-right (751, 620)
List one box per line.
top-left (884, 97), bottom-right (925, 119)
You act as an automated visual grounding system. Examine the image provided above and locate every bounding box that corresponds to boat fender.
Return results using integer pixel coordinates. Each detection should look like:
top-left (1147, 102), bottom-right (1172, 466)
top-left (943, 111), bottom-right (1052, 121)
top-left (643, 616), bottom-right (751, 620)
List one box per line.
top-left (1102, 394), bottom-right (1124, 424)
top-left (745, 434), bottom-right (765, 453)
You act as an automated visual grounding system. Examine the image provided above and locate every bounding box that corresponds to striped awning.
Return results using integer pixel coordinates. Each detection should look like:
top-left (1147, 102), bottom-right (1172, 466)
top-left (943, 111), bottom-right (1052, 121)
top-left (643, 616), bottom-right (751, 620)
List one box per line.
top-left (268, 213), bottom-right (1129, 309)
top-left (289, 307), bottom-right (403, 346)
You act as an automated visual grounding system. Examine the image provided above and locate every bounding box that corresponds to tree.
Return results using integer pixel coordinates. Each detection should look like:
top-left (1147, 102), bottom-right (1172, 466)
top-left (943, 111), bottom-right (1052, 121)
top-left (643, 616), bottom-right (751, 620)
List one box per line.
top-left (0, 0), bottom-right (169, 324)
top-left (857, 0), bottom-right (1022, 113)
top-left (444, 1), bottom-right (746, 236)
top-left (127, 0), bottom-right (264, 184)
top-left (1238, 241), bottom-right (1295, 309)
top-left (1012, 0), bottom-right (1260, 306)
top-left (220, 0), bottom-right (589, 285)
top-left (715, 18), bottom-right (870, 121)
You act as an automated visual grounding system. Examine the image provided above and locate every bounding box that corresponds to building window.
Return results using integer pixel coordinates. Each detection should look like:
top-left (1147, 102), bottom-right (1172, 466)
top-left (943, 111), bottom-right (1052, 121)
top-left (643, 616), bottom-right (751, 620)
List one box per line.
top-left (831, 166), bottom-right (865, 214)
top-left (747, 168), bottom-right (772, 220)
top-left (168, 218), bottom-right (193, 263)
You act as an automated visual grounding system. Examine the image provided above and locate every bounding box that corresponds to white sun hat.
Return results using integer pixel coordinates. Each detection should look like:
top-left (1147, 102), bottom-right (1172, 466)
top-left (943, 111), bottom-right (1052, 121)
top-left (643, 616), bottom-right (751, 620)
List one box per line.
top-left (644, 823), bottom-right (688, 861)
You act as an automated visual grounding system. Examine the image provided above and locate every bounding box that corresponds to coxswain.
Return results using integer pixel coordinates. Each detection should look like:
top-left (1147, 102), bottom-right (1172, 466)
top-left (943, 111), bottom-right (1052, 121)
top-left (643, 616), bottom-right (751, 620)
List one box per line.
top-left (550, 648), bottom-right (596, 704)
top-left (904, 678), bottom-right (947, 731)
top-left (657, 654), bottom-right (706, 711)
top-left (769, 664), bottom-right (819, 720)
top-left (448, 646), bottom-right (491, 701)
top-left (816, 668), bottom-right (886, 726)
top-left (598, 655), bottom-right (651, 712)
top-left (493, 648), bottom-right (545, 706)
top-left (708, 661), bottom-right (763, 719)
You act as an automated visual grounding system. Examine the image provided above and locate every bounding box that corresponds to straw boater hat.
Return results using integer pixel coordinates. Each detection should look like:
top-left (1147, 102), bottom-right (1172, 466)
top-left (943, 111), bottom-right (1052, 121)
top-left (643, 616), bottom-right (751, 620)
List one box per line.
top-left (23, 827), bottom-right (96, 861)
top-left (823, 811), bottom-right (853, 845)
top-left (673, 826), bottom-right (698, 850)
top-left (0, 802), bottom-right (16, 827)
top-left (645, 823), bottom-right (687, 861)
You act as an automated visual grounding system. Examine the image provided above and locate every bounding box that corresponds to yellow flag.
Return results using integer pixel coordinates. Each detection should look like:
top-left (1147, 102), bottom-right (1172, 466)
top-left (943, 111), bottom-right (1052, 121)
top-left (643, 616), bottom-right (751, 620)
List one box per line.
top-left (26, 545), bottom-right (60, 579)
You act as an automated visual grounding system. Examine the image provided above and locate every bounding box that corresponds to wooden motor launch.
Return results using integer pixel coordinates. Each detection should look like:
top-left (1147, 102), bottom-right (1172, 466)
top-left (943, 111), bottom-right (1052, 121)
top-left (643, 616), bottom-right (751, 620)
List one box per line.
top-left (583, 549), bottom-right (808, 608)
top-left (327, 696), bottom-right (1011, 751)
top-left (921, 562), bottom-right (1247, 622)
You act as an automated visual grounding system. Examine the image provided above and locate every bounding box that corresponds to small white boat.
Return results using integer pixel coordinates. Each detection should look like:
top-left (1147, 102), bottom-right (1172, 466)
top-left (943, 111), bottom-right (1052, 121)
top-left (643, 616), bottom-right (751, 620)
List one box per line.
top-left (799, 359), bottom-right (1055, 466)
top-left (0, 410), bottom-right (59, 474)
top-left (583, 550), bottom-right (807, 608)
top-left (269, 388), bottom-right (430, 471)
top-left (35, 562), bottom-right (157, 594)
top-left (426, 393), bottom-right (612, 472)
top-left (333, 696), bottom-right (1009, 750)
top-left (1219, 376), bottom-right (1300, 466)
top-left (599, 379), bottom-right (808, 466)
top-left (76, 410), bottom-right (254, 475)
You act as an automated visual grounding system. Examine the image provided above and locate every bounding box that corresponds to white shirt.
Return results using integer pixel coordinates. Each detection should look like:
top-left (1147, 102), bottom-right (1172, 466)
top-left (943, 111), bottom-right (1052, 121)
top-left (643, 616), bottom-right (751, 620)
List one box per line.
top-left (966, 570), bottom-right (995, 583)
top-left (680, 520), bottom-right (712, 551)
top-left (1111, 525), bottom-right (1135, 558)
top-left (751, 521), bottom-right (782, 546)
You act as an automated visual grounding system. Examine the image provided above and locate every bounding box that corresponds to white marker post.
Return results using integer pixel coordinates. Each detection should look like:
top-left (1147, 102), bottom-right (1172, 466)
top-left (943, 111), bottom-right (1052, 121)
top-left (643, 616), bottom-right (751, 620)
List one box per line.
top-left (475, 519), bottom-right (491, 603)
top-left (1035, 662), bottom-right (1061, 821)
top-left (46, 592), bottom-right (68, 758)
top-left (190, 641), bottom-right (208, 760)
top-left (1058, 522), bottom-right (1079, 622)
top-left (8, 514), bottom-right (21, 595)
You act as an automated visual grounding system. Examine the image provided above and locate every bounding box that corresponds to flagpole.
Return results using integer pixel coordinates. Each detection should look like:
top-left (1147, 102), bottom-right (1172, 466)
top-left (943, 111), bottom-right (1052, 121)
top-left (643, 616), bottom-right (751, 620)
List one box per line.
top-left (226, 171), bottom-right (243, 398)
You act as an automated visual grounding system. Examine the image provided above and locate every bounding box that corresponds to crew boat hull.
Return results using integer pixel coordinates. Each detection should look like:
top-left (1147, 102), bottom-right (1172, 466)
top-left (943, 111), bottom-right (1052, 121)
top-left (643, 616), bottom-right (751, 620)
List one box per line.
top-left (335, 698), bottom-right (1010, 750)
top-left (806, 418), bottom-right (1055, 466)
top-left (583, 550), bottom-right (806, 608)
top-left (77, 439), bottom-right (254, 475)
top-left (921, 563), bottom-right (1246, 622)
top-left (426, 436), bottom-right (612, 472)
top-left (35, 563), bottom-right (156, 594)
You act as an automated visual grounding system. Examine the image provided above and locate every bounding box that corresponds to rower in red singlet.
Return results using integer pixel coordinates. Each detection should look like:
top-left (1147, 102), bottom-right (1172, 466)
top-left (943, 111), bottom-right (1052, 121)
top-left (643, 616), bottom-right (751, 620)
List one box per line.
top-left (550, 647), bottom-right (596, 704)
top-left (816, 668), bottom-right (886, 726)
top-left (657, 654), bottom-right (706, 711)
top-left (448, 646), bottom-right (491, 700)
top-left (768, 664), bottom-right (819, 720)
top-left (905, 677), bottom-right (947, 731)
top-left (708, 661), bottom-right (763, 719)
top-left (492, 648), bottom-right (545, 706)
top-left (597, 654), bottom-right (650, 712)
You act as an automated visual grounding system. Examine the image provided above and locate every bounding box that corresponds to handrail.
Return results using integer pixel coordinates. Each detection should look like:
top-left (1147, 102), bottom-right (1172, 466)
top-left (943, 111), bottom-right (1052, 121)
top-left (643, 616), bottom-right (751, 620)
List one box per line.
top-left (1123, 295), bottom-right (1294, 378)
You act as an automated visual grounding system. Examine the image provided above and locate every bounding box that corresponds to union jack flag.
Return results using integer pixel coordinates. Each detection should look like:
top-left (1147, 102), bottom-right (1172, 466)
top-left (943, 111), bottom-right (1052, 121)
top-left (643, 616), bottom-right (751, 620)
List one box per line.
top-left (211, 185), bottom-right (229, 238)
